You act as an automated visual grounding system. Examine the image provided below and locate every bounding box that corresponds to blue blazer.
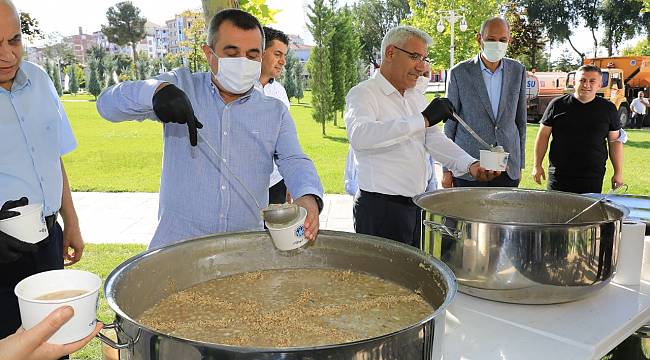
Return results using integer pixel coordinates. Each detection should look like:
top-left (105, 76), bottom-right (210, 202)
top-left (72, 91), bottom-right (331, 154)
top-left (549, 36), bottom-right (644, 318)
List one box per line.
top-left (444, 56), bottom-right (527, 180)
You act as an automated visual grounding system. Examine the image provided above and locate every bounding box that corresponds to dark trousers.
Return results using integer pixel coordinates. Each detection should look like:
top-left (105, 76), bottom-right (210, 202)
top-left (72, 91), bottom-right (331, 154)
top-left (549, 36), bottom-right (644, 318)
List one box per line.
top-left (632, 113), bottom-right (645, 129)
top-left (453, 172), bottom-right (520, 188)
top-left (548, 172), bottom-right (603, 194)
top-left (268, 179), bottom-right (287, 204)
top-left (353, 190), bottom-right (422, 248)
top-left (0, 222), bottom-right (64, 338)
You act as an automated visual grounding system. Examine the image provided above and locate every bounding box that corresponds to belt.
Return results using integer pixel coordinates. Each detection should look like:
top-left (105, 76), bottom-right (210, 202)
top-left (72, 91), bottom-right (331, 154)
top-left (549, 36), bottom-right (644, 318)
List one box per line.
top-left (45, 213), bottom-right (58, 232)
top-left (359, 189), bottom-right (415, 206)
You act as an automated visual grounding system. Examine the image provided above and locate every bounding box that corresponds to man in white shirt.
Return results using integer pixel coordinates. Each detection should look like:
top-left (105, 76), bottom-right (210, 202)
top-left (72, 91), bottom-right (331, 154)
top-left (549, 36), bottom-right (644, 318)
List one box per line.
top-left (344, 25), bottom-right (498, 247)
top-left (255, 26), bottom-right (291, 204)
top-left (630, 91), bottom-right (648, 129)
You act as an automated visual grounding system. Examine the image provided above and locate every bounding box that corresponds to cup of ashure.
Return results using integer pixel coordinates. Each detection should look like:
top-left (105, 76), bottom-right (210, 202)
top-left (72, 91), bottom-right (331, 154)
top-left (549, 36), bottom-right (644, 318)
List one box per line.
top-left (14, 269), bottom-right (101, 344)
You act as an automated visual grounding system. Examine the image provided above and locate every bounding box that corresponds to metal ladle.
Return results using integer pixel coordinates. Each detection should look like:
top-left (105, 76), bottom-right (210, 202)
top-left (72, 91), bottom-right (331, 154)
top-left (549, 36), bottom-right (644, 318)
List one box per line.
top-left (451, 112), bottom-right (504, 152)
top-left (197, 133), bottom-right (300, 224)
top-left (564, 184), bottom-right (628, 224)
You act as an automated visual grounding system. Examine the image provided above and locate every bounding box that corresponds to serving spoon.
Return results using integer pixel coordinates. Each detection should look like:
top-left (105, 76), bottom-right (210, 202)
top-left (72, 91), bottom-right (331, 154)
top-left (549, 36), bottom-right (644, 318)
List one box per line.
top-left (197, 133), bottom-right (300, 224)
top-left (451, 112), bottom-right (504, 152)
top-left (564, 184), bottom-right (628, 224)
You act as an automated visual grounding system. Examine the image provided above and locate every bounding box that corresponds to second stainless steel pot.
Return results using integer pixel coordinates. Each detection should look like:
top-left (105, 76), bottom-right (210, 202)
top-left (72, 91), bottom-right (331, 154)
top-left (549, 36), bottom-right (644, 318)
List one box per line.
top-left (414, 188), bottom-right (629, 304)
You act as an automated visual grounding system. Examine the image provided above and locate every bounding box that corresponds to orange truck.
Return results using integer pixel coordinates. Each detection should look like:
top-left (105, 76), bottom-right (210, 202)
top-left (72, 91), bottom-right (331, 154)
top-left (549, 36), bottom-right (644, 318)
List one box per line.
top-left (526, 71), bottom-right (567, 122)
top-left (564, 56), bottom-right (650, 127)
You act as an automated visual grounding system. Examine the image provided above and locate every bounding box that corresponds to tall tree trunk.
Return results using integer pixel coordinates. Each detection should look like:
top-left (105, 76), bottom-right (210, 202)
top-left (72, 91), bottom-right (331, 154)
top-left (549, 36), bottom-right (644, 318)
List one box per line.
top-left (202, 0), bottom-right (239, 25)
top-left (131, 43), bottom-right (138, 65)
top-left (334, 110), bottom-right (338, 127)
top-left (591, 29), bottom-right (598, 58)
top-left (566, 37), bottom-right (585, 62)
top-left (321, 118), bottom-right (326, 136)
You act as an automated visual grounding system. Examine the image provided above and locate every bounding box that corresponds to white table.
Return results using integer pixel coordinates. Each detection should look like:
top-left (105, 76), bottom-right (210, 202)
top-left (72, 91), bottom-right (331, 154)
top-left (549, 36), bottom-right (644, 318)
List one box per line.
top-left (442, 280), bottom-right (650, 359)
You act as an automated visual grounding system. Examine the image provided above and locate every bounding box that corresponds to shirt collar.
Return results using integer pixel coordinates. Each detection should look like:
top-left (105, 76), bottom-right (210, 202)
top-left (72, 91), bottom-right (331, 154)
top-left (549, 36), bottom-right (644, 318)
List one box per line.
top-left (477, 54), bottom-right (504, 75)
top-left (373, 70), bottom-right (401, 96)
top-left (9, 65), bottom-right (30, 92)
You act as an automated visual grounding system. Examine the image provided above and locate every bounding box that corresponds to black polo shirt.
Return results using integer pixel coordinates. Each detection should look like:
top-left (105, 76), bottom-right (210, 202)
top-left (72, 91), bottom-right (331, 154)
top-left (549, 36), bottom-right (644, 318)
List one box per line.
top-left (541, 94), bottom-right (621, 179)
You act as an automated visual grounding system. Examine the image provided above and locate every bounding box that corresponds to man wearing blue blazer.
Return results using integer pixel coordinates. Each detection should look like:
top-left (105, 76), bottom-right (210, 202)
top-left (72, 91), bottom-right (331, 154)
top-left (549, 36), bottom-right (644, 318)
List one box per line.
top-left (443, 17), bottom-right (527, 188)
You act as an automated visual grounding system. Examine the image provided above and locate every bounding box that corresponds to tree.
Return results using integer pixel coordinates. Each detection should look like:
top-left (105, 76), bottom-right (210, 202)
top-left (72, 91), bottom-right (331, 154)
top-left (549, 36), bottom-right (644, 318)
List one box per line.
top-left (240, 0), bottom-right (279, 25)
top-left (622, 38), bottom-right (650, 55)
top-left (101, 1), bottom-right (147, 64)
top-left (526, 0), bottom-right (585, 61)
top-left (355, 0), bottom-right (411, 67)
top-left (179, 10), bottom-right (208, 73)
top-left (283, 49), bottom-right (298, 100)
top-left (113, 54), bottom-right (133, 78)
top-left (104, 57), bottom-right (117, 87)
top-left (307, 0), bottom-right (335, 136)
top-left (601, 0), bottom-right (643, 56)
top-left (294, 59), bottom-right (305, 102)
top-left (552, 49), bottom-right (580, 72)
top-left (330, 6), bottom-right (361, 126)
top-left (88, 59), bottom-right (102, 100)
top-left (575, 0), bottom-right (603, 58)
top-left (506, 1), bottom-right (546, 69)
top-left (87, 46), bottom-right (107, 81)
top-left (52, 64), bottom-right (62, 96)
top-left (162, 53), bottom-right (182, 72)
top-left (406, 0), bottom-right (502, 70)
top-left (45, 59), bottom-right (54, 83)
top-left (201, 0), bottom-right (239, 25)
top-left (68, 65), bottom-right (79, 95)
top-left (137, 58), bottom-right (149, 80)
top-left (20, 12), bottom-right (42, 41)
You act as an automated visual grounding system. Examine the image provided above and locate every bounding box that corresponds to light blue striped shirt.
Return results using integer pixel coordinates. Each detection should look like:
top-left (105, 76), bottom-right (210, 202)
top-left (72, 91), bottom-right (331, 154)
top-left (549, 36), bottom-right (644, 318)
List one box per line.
top-left (0, 61), bottom-right (77, 216)
top-left (97, 68), bottom-right (323, 249)
top-left (478, 55), bottom-right (504, 119)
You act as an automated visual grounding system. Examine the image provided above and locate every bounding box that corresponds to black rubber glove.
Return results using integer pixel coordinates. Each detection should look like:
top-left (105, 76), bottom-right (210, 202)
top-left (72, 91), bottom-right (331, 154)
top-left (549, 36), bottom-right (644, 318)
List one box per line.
top-left (0, 197), bottom-right (38, 263)
top-left (422, 97), bottom-right (456, 127)
top-left (152, 84), bottom-right (204, 146)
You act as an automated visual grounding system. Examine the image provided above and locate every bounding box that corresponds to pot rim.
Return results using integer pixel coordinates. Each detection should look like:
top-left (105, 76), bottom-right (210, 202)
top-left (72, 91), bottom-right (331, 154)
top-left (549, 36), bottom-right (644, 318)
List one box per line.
top-left (104, 230), bottom-right (457, 352)
top-left (413, 187), bottom-right (630, 226)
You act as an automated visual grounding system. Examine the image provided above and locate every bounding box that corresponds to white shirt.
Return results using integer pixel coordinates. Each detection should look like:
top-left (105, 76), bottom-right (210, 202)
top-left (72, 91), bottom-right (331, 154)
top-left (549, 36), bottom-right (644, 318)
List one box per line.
top-left (631, 97), bottom-right (648, 115)
top-left (255, 79), bottom-right (290, 187)
top-left (344, 71), bottom-right (475, 197)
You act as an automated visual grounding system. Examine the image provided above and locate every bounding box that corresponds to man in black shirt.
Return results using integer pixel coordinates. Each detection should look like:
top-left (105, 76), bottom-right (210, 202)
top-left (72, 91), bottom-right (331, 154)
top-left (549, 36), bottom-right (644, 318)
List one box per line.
top-left (532, 64), bottom-right (624, 194)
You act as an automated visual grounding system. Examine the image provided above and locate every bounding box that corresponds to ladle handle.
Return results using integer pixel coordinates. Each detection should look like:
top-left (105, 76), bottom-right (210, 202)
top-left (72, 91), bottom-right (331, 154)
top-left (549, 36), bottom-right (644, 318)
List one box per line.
top-left (197, 133), bottom-right (262, 212)
top-left (451, 112), bottom-right (494, 151)
top-left (564, 184), bottom-right (628, 224)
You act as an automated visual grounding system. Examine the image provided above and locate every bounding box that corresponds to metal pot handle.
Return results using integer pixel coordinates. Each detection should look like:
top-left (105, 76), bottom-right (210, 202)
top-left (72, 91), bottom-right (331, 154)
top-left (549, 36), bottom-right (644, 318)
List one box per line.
top-left (636, 324), bottom-right (650, 338)
top-left (96, 321), bottom-right (132, 349)
top-left (422, 220), bottom-right (462, 239)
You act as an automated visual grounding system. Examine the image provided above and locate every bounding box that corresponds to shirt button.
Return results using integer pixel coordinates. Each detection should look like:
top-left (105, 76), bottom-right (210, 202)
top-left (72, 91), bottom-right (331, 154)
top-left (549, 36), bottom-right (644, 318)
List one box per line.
top-left (222, 158), bottom-right (226, 163)
top-left (221, 185), bottom-right (226, 190)
top-left (219, 214), bottom-right (225, 218)
top-left (21, 117), bottom-right (25, 122)
top-left (495, 126), bottom-right (499, 130)
top-left (223, 131), bottom-right (228, 136)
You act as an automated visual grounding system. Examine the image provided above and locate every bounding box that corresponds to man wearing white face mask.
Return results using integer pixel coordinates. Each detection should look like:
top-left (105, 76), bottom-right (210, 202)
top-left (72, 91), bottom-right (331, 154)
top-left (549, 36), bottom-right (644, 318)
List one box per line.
top-left (96, 9), bottom-right (324, 249)
top-left (443, 17), bottom-right (527, 188)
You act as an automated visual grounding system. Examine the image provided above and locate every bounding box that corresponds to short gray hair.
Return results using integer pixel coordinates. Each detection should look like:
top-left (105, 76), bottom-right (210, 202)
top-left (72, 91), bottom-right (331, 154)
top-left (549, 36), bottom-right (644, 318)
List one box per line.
top-left (380, 26), bottom-right (432, 62)
top-left (479, 17), bottom-right (510, 37)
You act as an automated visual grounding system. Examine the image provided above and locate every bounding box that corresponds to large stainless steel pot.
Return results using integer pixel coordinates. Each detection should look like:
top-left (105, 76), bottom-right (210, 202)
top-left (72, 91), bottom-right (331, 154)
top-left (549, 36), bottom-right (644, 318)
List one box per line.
top-left (413, 188), bottom-right (628, 304)
top-left (100, 230), bottom-right (456, 359)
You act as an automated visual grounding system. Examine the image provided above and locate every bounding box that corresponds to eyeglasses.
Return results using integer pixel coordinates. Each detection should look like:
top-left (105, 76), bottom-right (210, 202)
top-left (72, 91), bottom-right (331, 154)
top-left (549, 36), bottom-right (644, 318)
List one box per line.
top-left (392, 46), bottom-right (432, 64)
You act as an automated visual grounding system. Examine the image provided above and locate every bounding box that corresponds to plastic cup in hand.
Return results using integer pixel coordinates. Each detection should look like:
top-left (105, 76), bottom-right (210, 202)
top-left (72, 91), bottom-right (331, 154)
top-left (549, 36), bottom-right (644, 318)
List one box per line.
top-left (0, 203), bottom-right (48, 243)
top-left (14, 269), bottom-right (101, 344)
top-left (480, 150), bottom-right (509, 171)
top-left (266, 207), bottom-right (308, 251)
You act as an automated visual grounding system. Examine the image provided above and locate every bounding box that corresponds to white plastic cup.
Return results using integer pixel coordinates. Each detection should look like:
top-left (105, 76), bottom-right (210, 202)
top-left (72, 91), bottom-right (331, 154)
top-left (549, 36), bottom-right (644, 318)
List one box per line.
top-left (266, 207), bottom-right (308, 251)
top-left (479, 150), bottom-right (510, 171)
top-left (14, 269), bottom-right (101, 344)
top-left (0, 203), bottom-right (49, 244)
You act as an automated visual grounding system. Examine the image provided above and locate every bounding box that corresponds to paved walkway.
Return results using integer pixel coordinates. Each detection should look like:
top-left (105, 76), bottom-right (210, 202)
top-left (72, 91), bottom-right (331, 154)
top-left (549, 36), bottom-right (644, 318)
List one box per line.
top-left (72, 192), bottom-right (354, 245)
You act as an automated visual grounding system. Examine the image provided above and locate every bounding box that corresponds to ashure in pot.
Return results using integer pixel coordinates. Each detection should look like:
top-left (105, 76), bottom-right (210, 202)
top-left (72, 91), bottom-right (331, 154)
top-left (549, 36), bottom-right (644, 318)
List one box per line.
top-left (414, 188), bottom-right (628, 304)
top-left (100, 230), bottom-right (456, 360)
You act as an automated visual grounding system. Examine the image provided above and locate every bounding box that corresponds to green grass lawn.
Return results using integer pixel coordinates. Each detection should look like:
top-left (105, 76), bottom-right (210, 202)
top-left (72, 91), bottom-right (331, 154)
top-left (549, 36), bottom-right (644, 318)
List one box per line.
top-left (68, 244), bottom-right (146, 360)
top-left (63, 90), bottom-right (650, 195)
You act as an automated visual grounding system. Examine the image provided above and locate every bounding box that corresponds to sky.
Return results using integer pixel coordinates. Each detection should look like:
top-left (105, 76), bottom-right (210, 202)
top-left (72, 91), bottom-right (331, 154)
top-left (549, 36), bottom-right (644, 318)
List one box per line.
top-left (15, 0), bottom-right (642, 63)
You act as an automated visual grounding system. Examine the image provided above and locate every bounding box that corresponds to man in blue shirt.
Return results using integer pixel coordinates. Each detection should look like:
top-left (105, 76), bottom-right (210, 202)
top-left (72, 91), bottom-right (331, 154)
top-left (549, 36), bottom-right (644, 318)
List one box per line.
top-left (0, 0), bottom-right (84, 340)
top-left (97, 9), bottom-right (323, 249)
top-left (443, 17), bottom-right (527, 188)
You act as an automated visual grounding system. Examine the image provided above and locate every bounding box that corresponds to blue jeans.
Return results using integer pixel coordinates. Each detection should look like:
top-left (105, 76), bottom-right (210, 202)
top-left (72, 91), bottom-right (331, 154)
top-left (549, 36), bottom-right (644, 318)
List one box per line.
top-left (0, 222), bottom-right (64, 338)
